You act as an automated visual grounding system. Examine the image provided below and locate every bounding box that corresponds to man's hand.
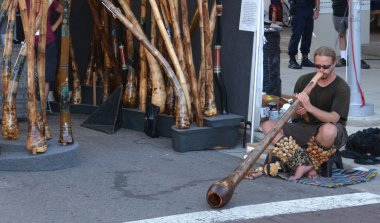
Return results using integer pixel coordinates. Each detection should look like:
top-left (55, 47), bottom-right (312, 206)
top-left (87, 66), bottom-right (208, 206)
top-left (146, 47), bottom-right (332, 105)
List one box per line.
top-left (296, 92), bottom-right (312, 112)
top-left (313, 10), bottom-right (319, 20)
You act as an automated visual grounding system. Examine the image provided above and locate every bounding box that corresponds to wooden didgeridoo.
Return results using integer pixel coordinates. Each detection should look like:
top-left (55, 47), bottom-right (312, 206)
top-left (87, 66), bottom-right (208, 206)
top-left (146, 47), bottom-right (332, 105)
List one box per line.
top-left (57, 0), bottom-right (74, 145)
top-left (100, 0), bottom-right (190, 129)
top-left (206, 72), bottom-right (324, 208)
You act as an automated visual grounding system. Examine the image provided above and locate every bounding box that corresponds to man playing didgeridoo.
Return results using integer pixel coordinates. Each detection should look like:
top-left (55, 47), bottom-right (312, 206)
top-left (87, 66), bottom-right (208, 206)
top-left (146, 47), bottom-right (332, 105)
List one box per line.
top-left (262, 46), bottom-right (350, 180)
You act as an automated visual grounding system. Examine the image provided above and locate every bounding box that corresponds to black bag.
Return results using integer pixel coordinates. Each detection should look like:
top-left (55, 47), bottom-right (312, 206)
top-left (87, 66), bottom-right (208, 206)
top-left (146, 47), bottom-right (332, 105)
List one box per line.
top-left (346, 128), bottom-right (380, 156)
top-left (144, 104), bottom-right (160, 138)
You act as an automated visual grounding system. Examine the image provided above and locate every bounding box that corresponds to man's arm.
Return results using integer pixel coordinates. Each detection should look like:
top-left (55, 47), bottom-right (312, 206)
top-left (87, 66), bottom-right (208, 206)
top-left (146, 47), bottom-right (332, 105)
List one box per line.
top-left (297, 92), bottom-right (341, 124)
top-left (313, 0), bottom-right (320, 20)
top-left (51, 1), bottom-right (63, 32)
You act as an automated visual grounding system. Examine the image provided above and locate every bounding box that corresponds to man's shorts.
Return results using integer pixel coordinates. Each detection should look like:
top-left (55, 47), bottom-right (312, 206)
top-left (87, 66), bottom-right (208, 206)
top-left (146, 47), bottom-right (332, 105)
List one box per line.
top-left (333, 16), bottom-right (348, 33)
top-left (282, 122), bottom-right (348, 150)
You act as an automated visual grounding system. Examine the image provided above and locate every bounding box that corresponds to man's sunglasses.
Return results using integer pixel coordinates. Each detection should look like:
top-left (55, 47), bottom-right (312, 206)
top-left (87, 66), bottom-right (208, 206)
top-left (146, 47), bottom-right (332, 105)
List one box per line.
top-left (315, 64), bottom-right (333, 69)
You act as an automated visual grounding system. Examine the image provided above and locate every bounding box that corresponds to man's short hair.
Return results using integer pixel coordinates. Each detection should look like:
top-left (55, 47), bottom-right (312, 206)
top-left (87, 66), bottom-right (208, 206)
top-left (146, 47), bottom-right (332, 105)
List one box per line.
top-left (313, 46), bottom-right (336, 62)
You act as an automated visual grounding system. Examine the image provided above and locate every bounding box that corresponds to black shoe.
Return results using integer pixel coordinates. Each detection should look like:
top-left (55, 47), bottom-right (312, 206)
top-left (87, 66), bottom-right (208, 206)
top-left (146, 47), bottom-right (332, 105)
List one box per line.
top-left (301, 57), bottom-right (314, 67)
top-left (361, 59), bottom-right (370, 69)
top-left (335, 58), bottom-right (346, 67)
top-left (288, 59), bottom-right (302, 69)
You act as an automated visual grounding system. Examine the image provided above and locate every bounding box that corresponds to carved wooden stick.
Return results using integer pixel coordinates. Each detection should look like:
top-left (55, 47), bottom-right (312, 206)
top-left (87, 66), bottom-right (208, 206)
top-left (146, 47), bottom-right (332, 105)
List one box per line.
top-left (70, 38), bottom-right (82, 104)
top-left (57, 0), bottom-right (74, 145)
top-left (202, 0), bottom-right (217, 117)
top-left (2, 0), bottom-right (17, 139)
top-left (26, 0), bottom-right (47, 154)
top-left (180, 0), bottom-right (203, 127)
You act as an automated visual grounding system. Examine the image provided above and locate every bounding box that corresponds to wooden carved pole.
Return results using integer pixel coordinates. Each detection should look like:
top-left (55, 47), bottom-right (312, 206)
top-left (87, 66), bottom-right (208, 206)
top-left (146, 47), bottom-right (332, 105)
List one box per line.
top-left (196, 0), bottom-right (205, 113)
top-left (70, 38), bottom-right (82, 104)
top-left (180, 0), bottom-right (203, 127)
top-left (0, 0), bottom-right (11, 26)
top-left (84, 31), bottom-right (95, 86)
top-left (201, 0), bottom-right (217, 117)
top-left (57, 0), bottom-right (74, 145)
top-left (101, 6), bottom-right (111, 102)
top-left (2, 0), bottom-right (17, 139)
top-left (213, 0), bottom-right (228, 115)
top-left (121, 0), bottom-right (138, 108)
top-left (206, 72), bottom-right (324, 208)
top-left (100, 0), bottom-right (189, 128)
top-left (25, 0), bottom-right (47, 154)
top-left (36, 0), bottom-right (53, 140)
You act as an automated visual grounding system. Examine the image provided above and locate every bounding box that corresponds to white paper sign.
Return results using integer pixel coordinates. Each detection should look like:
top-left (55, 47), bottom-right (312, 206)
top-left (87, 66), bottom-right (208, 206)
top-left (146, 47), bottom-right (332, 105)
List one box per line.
top-left (239, 0), bottom-right (257, 32)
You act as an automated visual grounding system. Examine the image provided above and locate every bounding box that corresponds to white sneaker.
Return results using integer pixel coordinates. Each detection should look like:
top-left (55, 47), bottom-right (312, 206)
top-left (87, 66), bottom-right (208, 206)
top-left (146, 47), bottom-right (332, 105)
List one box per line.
top-left (270, 23), bottom-right (282, 29)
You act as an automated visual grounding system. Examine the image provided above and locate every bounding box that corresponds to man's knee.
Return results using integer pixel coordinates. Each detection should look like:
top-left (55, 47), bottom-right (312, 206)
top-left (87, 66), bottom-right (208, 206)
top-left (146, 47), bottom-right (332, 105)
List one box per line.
top-left (317, 123), bottom-right (337, 140)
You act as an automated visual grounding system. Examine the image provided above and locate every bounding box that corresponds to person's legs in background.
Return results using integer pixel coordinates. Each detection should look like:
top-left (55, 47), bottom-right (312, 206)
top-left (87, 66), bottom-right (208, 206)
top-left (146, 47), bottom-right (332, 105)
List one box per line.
top-left (300, 7), bottom-right (315, 67)
top-left (270, 2), bottom-right (282, 28)
top-left (288, 8), bottom-right (305, 69)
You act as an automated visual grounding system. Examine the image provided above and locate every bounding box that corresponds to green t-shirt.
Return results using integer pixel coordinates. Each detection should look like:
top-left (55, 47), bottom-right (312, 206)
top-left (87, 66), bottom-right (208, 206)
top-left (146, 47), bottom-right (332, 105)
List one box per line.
top-left (294, 72), bottom-right (350, 125)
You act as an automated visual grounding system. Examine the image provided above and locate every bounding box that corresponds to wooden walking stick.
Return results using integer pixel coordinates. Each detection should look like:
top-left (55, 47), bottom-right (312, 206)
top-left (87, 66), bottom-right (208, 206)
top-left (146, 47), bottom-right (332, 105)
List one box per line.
top-left (206, 72), bottom-right (324, 208)
top-left (57, 0), bottom-right (74, 145)
top-left (100, 0), bottom-right (189, 128)
top-left (120, 0), bottom-right (138, 108)
top-left (180, 0), bottom-right (203, 127)
top-left (70, 38), bottom-right (82, 104)
top-left (213, 0), bottom-right (228, 115)
top-left (201, 0), bottom-right (217, 117)
top-left (101, 6), bottom-right (111, 102)
top-left (84, 31), bottom-right (95, 86)
top-left (196, 0), bottom-right (205, 113)
top-left (0, 0), bottom-right (11, 26)
top-left (36, 0), bottom-right (52, 140)
top-left (25, 0), bottom-right (47, 154)
top-left (2, 0), bottom-right (16, 137)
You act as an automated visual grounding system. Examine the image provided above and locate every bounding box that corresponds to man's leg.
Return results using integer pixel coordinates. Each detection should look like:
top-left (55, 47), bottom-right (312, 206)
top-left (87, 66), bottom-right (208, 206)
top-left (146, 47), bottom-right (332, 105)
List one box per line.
top-left (288, 9), bottom-right (303, 69)
top-left (315, 123), bottom-right (337, 148)
top-left (300, 8), bottom-right (314, 67)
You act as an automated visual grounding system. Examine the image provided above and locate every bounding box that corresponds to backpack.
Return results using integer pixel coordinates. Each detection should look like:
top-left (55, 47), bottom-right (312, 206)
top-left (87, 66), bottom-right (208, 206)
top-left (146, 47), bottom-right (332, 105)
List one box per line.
top-left (346, 128), bottom-right (380, 156)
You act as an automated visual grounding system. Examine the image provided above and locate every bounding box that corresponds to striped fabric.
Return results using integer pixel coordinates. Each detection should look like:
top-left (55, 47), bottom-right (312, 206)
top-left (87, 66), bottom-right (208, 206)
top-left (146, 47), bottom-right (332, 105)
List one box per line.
top-left (277, 168), bottom-right (378, 188)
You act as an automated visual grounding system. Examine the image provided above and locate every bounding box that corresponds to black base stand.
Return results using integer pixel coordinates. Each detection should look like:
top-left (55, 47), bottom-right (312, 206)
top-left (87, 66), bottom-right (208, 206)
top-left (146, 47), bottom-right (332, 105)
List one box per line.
top-left (81, 86), bottom-right (123, 134)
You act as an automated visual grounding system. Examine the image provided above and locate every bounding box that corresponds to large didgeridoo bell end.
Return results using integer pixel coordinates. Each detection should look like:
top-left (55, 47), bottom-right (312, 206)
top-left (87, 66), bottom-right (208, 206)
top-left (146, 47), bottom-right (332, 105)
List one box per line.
top-left (206, 178), bottom-right (235, 208)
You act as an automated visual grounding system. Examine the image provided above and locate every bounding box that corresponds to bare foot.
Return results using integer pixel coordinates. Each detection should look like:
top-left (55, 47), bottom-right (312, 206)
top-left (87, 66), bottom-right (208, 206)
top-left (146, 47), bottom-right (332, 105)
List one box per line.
top-left (289, 165), bottom-right (313, 181)
top-left (306, 169), bottom-right (318, 179)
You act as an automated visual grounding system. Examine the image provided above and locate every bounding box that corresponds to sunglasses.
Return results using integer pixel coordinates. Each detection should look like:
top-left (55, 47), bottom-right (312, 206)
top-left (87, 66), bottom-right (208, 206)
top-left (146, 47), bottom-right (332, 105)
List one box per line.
top-left (314, 64), bottom-right (333, 69)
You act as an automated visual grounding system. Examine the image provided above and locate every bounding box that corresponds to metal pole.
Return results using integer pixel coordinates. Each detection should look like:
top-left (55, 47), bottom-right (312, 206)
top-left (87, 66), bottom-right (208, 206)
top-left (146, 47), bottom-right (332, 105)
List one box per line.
top-left (247, 0), bottom-right (264, 143)
top-left (347, 0), bottom-right (374, 117)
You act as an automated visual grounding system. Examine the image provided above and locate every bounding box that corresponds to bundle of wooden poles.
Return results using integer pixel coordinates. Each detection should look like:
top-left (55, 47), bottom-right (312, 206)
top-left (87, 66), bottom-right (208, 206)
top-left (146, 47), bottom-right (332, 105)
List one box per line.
top-left (86, 0), bottom-right (224, 129)
top-left (1, 0), bottom-right (74, 154)
top-left (1, 0), bottom-right (224, 153)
